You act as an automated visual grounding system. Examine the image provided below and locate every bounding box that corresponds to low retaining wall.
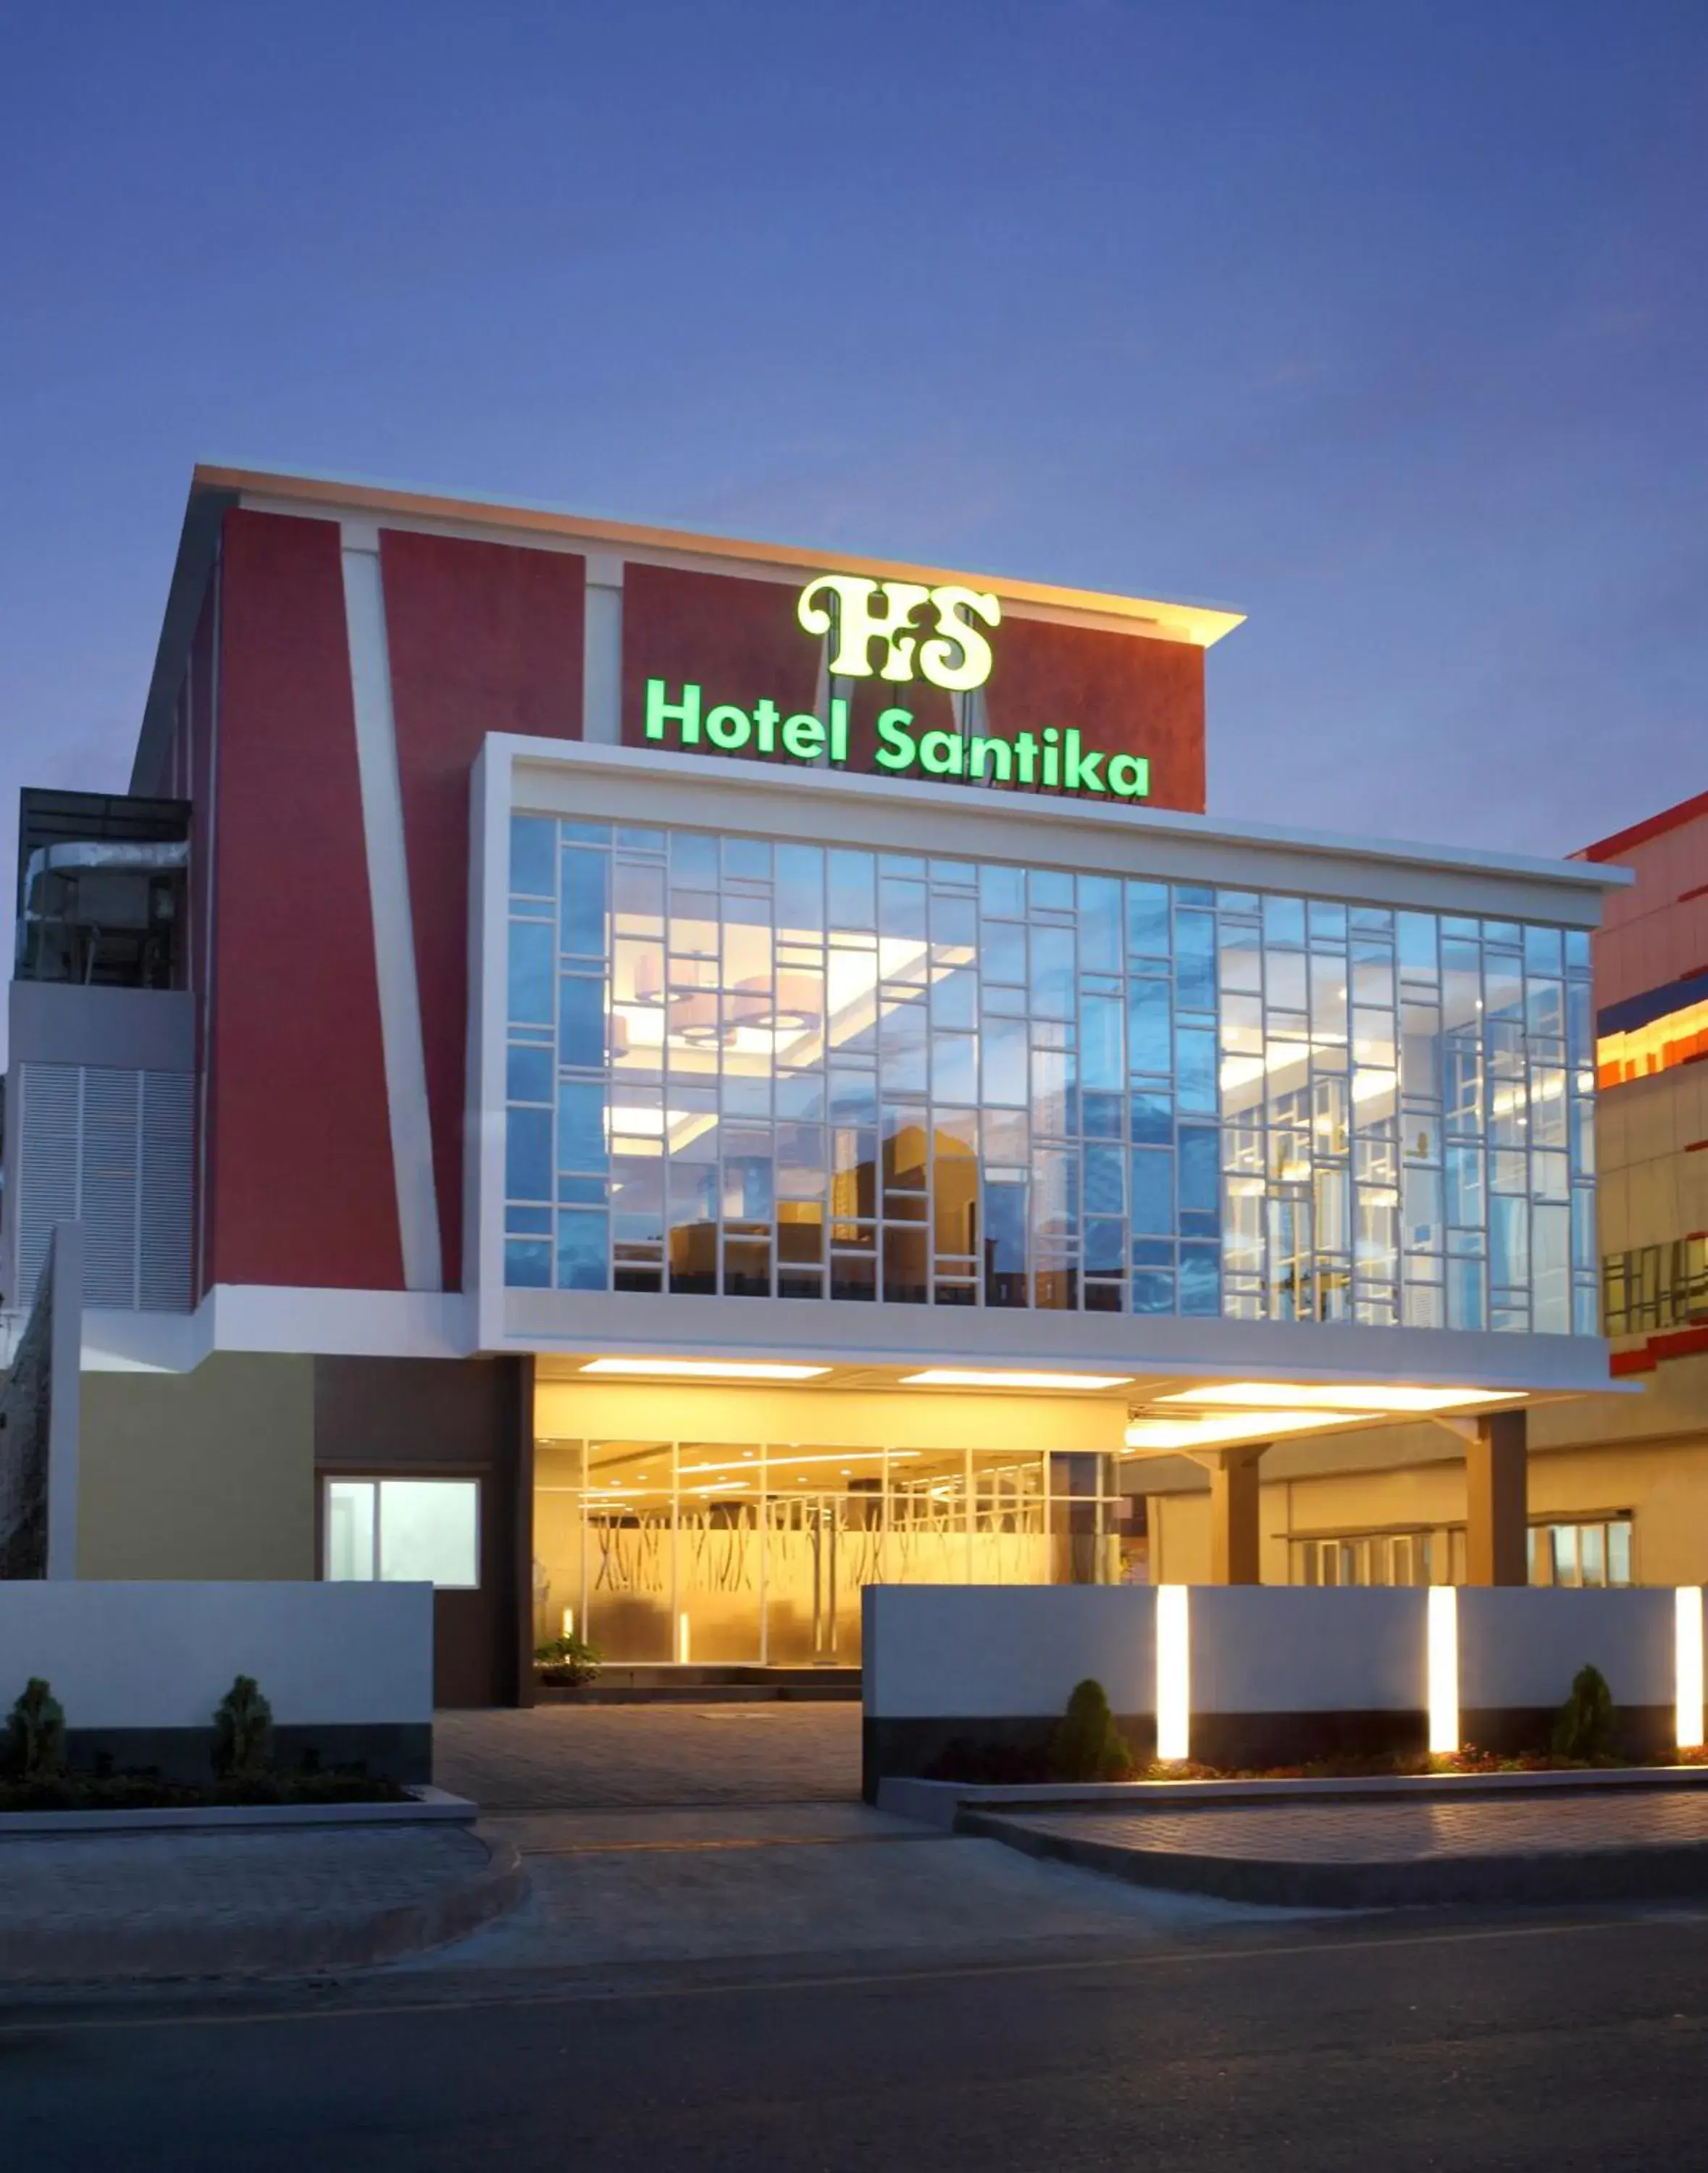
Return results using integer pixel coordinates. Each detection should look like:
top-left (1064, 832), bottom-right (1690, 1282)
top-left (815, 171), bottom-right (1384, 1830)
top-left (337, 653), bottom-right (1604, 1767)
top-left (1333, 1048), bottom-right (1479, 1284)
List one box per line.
top-left (0, 1581), bottom-right (434, 1783)
top-left (861, 1585), bottom-right (1157, 1791)
top-left (862, 1583), bottom-right (1702, 1796)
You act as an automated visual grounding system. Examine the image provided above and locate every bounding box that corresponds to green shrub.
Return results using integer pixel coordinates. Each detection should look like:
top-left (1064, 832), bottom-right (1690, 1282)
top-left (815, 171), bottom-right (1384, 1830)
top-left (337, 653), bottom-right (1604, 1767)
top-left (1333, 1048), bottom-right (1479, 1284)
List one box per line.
top-left (1048, 1678), bottom-right (1132, 1782)
top-left (533, 1632), bottom-right (600, 1685)
top-left (4, 1678), bottom-right (67, 1782)
top-left (212, 1675), bottom-right (275, 1780)
top-left (1552, 1662), bottom-right (1617, 1762)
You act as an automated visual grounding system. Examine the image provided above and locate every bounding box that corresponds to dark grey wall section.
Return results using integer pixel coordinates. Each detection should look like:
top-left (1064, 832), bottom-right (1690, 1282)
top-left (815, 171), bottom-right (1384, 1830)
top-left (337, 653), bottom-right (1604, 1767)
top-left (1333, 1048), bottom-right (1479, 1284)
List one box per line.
top-left (862, 1715), bottom-right (1160, 1801)
top-left (314, 1357), bottom-right (529, 1709)
top-left (64, 1722), bottom-right (431, 1788)
top-left (9, 982), bottom-right (195, 1071)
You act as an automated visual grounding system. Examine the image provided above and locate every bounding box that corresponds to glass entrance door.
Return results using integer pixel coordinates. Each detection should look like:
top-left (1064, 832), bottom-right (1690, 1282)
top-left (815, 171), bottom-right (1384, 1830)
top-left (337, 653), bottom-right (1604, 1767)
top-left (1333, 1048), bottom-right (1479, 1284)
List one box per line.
top-left (532, 1439), bottom-right (1115, 1666)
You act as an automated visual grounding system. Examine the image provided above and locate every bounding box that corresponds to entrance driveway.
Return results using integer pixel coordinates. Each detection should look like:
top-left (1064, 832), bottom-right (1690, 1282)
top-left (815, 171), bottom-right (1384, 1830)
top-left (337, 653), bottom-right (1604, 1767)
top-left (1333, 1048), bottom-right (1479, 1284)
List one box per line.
top-left (434, 1701), bottom-right (862, 1811)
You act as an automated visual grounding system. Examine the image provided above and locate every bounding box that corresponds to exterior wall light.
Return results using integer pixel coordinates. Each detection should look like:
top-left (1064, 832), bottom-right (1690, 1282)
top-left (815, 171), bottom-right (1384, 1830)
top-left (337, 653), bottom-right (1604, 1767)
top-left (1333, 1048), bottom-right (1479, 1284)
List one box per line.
top-left (1677, 1588), bottom-right (1704, 1752)
top-left (1155, 1585), bottom-right (1191, 1762)
top-left (1427, 1586), bottom-right (1460, 1755)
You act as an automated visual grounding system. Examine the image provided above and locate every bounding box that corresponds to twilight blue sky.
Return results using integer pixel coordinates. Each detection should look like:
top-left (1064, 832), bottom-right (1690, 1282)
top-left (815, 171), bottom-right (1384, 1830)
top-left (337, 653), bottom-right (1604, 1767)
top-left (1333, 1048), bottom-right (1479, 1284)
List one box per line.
top-left (2, 0), bottom-right (1703, 888)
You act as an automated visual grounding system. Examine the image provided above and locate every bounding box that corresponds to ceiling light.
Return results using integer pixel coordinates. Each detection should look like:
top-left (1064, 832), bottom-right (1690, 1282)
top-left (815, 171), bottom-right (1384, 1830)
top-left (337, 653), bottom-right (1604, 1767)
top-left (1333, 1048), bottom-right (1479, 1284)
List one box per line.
top-left (1125, 1409), bottom-right (1378, 1453)
top-left (579, 1359), bottom-right (830, 1381)
top-left (903, 1369), bottom-right (1134, 1391)
top-left (1154, 1383), bottom-right (1527, 1415)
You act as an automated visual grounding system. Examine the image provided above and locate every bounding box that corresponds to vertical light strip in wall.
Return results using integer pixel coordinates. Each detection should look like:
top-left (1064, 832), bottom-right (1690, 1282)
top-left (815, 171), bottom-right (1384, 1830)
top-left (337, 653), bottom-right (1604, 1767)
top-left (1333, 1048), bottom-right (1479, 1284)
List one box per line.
top-left (1155, 1584), bottom-right (1191, 1762)
top-left (1677, 1587), bottom-right (1704, 1751)
top-left (1426, 1585), bottom-right (1460, 1754)
top-left (582, 552), bottom-right (624, 744)
top-left (341, 526), bottom-right (444, 1293)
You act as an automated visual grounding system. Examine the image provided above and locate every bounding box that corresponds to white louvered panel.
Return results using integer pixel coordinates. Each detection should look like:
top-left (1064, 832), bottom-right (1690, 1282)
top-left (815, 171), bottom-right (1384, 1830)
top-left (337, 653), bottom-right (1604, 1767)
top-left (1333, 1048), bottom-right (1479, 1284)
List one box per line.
top-left (138, 1070), bottom-right (193, 1312)
top-left (17, 1063), bottom-right (82, 1305)
top-left (81, 1067), bottom-right (142, 1310)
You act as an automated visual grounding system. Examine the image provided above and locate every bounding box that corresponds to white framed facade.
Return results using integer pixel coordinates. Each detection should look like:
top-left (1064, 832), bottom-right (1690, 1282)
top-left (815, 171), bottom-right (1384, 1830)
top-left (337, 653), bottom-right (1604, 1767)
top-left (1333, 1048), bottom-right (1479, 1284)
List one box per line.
top-left (467, 733), bottom-right (1621, 1399)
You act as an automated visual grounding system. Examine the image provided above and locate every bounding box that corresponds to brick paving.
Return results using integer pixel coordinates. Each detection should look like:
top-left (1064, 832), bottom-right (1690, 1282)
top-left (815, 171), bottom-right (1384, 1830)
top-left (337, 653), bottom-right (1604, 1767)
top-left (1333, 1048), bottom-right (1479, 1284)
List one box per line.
top-left (974, 1786), bottom-right (1708, 1906)
top-left (997, 1788), bottom-right (1708, 1865)
top-left (434, 1701), bottom-right (863, 1810)
top-left (0, 1824), bottom-right (488, 1933)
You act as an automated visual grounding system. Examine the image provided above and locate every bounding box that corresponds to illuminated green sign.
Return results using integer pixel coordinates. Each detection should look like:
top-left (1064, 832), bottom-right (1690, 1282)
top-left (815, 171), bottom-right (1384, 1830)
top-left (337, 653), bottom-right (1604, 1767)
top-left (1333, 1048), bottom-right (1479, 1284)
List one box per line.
top-left (642, 680), bottom-right (1149, 799)
top-left (795, 576), bottom-right (1000, 691)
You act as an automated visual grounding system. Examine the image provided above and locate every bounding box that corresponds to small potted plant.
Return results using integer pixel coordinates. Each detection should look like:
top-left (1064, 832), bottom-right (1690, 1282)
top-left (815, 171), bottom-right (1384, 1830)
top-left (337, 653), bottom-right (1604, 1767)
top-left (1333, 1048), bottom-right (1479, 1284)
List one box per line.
top-left (534, 1631), bottom-right (600, 1687)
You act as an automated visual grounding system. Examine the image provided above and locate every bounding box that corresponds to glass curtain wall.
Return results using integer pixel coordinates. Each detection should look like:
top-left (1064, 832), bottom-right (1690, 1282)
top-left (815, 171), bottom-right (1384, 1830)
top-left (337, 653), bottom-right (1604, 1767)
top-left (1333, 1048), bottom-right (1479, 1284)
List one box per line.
top-left (532, 1441), bottom-right (1121, 1665)
top-left (505, 819), bottom-right (1598, 1334)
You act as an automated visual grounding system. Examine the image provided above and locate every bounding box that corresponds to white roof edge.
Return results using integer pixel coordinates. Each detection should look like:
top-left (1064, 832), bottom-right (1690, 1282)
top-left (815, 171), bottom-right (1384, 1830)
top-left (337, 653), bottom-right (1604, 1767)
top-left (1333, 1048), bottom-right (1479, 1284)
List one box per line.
top-left (495, 734), bottom-right (1630, 895)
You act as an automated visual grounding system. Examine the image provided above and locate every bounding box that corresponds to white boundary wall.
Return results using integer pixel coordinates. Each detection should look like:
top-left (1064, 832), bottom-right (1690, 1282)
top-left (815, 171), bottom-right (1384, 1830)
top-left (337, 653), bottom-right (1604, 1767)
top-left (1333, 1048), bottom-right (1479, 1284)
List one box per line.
top-left (863, 1586), bottom-right (1157, 1717)
top-left (0, 1582), bottom-right (432, 1730)
top-left (1189, 1588), bottom-right (1427, 1715)
top-left (1457, 1588), bottom-right (1675, 1715)
top-left (865, 1584), bottom-right (1704, 1757)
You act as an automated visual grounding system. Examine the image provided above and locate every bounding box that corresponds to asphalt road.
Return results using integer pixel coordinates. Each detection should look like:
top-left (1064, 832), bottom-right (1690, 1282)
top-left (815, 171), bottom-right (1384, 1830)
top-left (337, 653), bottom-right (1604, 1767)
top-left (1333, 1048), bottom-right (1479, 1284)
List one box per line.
top-left (9, 1906), bottom-right (1708, 2170)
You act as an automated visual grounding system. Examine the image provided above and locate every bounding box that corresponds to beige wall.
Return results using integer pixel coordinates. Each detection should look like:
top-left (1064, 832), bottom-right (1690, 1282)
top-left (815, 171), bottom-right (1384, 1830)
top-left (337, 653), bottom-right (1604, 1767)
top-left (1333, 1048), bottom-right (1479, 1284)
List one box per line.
top-left (78, 1355), bottom-right (315, 1580)
top-left (1146, 1428), bottom-right (1708, 1586)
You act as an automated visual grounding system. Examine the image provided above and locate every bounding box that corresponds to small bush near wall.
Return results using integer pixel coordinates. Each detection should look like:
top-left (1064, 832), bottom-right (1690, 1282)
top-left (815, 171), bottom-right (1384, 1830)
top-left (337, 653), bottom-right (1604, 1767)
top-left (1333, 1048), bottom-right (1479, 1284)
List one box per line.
top-left (1049, 1681), bottom-right (1134, 1782)
top-left (1552, 1665), bottom-right (1618, 1762)
top-left (0, 1672), bottom-right (414, 1812)
top-left (4, 1679), bottom-right (67, 1782)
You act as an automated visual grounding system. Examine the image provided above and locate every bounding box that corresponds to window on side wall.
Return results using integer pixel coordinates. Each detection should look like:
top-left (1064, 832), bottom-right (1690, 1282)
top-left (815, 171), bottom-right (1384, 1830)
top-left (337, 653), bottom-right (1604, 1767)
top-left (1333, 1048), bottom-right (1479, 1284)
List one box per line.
top-left (325, 1479), bottom-right (480, 1589)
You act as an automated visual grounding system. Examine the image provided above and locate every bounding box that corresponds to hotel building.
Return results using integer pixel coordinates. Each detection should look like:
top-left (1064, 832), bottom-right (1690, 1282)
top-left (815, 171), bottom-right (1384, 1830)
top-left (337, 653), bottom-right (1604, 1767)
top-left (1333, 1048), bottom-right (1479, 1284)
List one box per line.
top-left (0, 467), bottom-right (1625, 1702)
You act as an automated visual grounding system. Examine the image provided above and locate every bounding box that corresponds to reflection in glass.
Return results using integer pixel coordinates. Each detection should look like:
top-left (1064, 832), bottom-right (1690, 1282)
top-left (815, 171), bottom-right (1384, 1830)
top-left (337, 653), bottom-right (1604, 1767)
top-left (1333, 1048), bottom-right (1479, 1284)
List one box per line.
top-left (502, 819), bottom-right (1597, 1331)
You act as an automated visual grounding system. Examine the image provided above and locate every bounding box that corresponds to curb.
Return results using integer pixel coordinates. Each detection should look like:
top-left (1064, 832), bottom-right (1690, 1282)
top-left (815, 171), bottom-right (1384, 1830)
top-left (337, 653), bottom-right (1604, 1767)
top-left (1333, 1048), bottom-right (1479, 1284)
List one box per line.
top-left (878, 1764), bottom-right (1708, 1830)
top-left (960, 1809), bottom-right (1708, 1910)
top-left (0, 1825), bottom-right (529, 1983)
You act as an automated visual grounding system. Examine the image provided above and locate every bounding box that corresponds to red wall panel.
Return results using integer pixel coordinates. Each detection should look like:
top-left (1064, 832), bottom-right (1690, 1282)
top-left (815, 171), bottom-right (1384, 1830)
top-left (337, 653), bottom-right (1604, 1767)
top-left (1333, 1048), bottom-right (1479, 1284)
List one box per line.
top-left (209, 510), bottom-right (402, 1289)
top-left (188, 571), bottom-right (217, 1294)
top-left (984, 619), bottom-right (1205, 813)
top-left (621, 564), bottom-right (820, 761)
top-left (621, 564), bottom-right (1205, 809)
top-left (382, 527), bottom-right (586, 1288)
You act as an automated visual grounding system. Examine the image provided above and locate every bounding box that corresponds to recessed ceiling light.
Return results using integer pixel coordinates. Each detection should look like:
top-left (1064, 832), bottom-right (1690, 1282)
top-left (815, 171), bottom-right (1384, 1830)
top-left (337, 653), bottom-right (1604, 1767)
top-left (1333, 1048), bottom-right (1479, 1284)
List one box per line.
top-left (1154, 1383), bottom-right (1526, 1415)
top-left (903, 1369), bottom-right (1134, 1391)
top-left (579, 1359), bottom-right (830, 1381)
top-left (1126, 1409), bottom-right (1378, 1453)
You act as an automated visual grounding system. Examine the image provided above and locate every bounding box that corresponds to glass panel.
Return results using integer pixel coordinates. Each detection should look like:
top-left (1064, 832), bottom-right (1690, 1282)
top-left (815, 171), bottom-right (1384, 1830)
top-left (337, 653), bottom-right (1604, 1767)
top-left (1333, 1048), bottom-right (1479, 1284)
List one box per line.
top-left (325, 1481), bottom-right (375, 1580)
top-left (508, 830), bottom-right (1590, 1331)
top-left (377, 1479), bottom-right (479, 1588)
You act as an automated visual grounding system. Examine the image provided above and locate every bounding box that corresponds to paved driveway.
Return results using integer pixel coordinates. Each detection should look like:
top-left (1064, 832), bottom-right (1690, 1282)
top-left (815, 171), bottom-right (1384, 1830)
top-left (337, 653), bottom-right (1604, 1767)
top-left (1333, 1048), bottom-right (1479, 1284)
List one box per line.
top-left (434, 1701), bottom-right (862, 1811)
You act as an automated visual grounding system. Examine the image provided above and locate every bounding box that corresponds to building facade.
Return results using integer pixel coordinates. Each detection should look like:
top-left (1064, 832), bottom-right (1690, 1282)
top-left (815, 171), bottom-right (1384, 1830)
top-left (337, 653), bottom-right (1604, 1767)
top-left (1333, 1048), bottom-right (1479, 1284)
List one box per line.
top-left (1142, 790), bottom-right (1708, 1592)
top-left (0, 466), bottom-right (1624, 1701)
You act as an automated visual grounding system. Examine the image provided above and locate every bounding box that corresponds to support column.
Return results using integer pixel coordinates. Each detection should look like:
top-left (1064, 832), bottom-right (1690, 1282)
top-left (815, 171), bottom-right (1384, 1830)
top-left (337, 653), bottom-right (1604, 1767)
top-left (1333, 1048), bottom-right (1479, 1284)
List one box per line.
top-left (1466, 1408), bottom-right (1528, 1586)
top-left (1189, 1444), bottom-right (1268, 1584)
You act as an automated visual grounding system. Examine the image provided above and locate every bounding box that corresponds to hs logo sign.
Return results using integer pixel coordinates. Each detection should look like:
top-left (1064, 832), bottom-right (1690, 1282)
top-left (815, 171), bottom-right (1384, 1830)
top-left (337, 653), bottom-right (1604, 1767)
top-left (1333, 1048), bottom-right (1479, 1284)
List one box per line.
top-left (797, 576), bottom-right (1001, 693)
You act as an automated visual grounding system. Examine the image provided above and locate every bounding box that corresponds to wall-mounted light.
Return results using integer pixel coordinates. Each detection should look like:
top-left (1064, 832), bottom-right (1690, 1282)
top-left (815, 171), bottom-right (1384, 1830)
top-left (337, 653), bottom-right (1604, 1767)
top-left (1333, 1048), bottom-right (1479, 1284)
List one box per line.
top-left (1156, 1586), bottom-right (1191, 1762)
top-left (1677, 1588), bottom-right (1704, 1753)
top-left (1427, 1586), bottom-right (1459, 1756)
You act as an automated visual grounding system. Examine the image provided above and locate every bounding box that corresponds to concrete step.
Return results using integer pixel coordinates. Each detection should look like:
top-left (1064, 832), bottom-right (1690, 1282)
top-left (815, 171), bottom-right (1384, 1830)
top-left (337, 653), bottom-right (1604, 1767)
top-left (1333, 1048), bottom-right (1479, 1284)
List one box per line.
top-left (536, 1664), bottom-right (861, 1705)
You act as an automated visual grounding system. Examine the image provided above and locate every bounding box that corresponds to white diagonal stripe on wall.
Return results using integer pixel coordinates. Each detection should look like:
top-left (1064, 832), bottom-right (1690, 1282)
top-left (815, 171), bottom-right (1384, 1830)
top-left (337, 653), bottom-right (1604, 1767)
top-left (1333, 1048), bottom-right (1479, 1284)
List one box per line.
top-left (341, 530), bottom-right (444, 1294)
